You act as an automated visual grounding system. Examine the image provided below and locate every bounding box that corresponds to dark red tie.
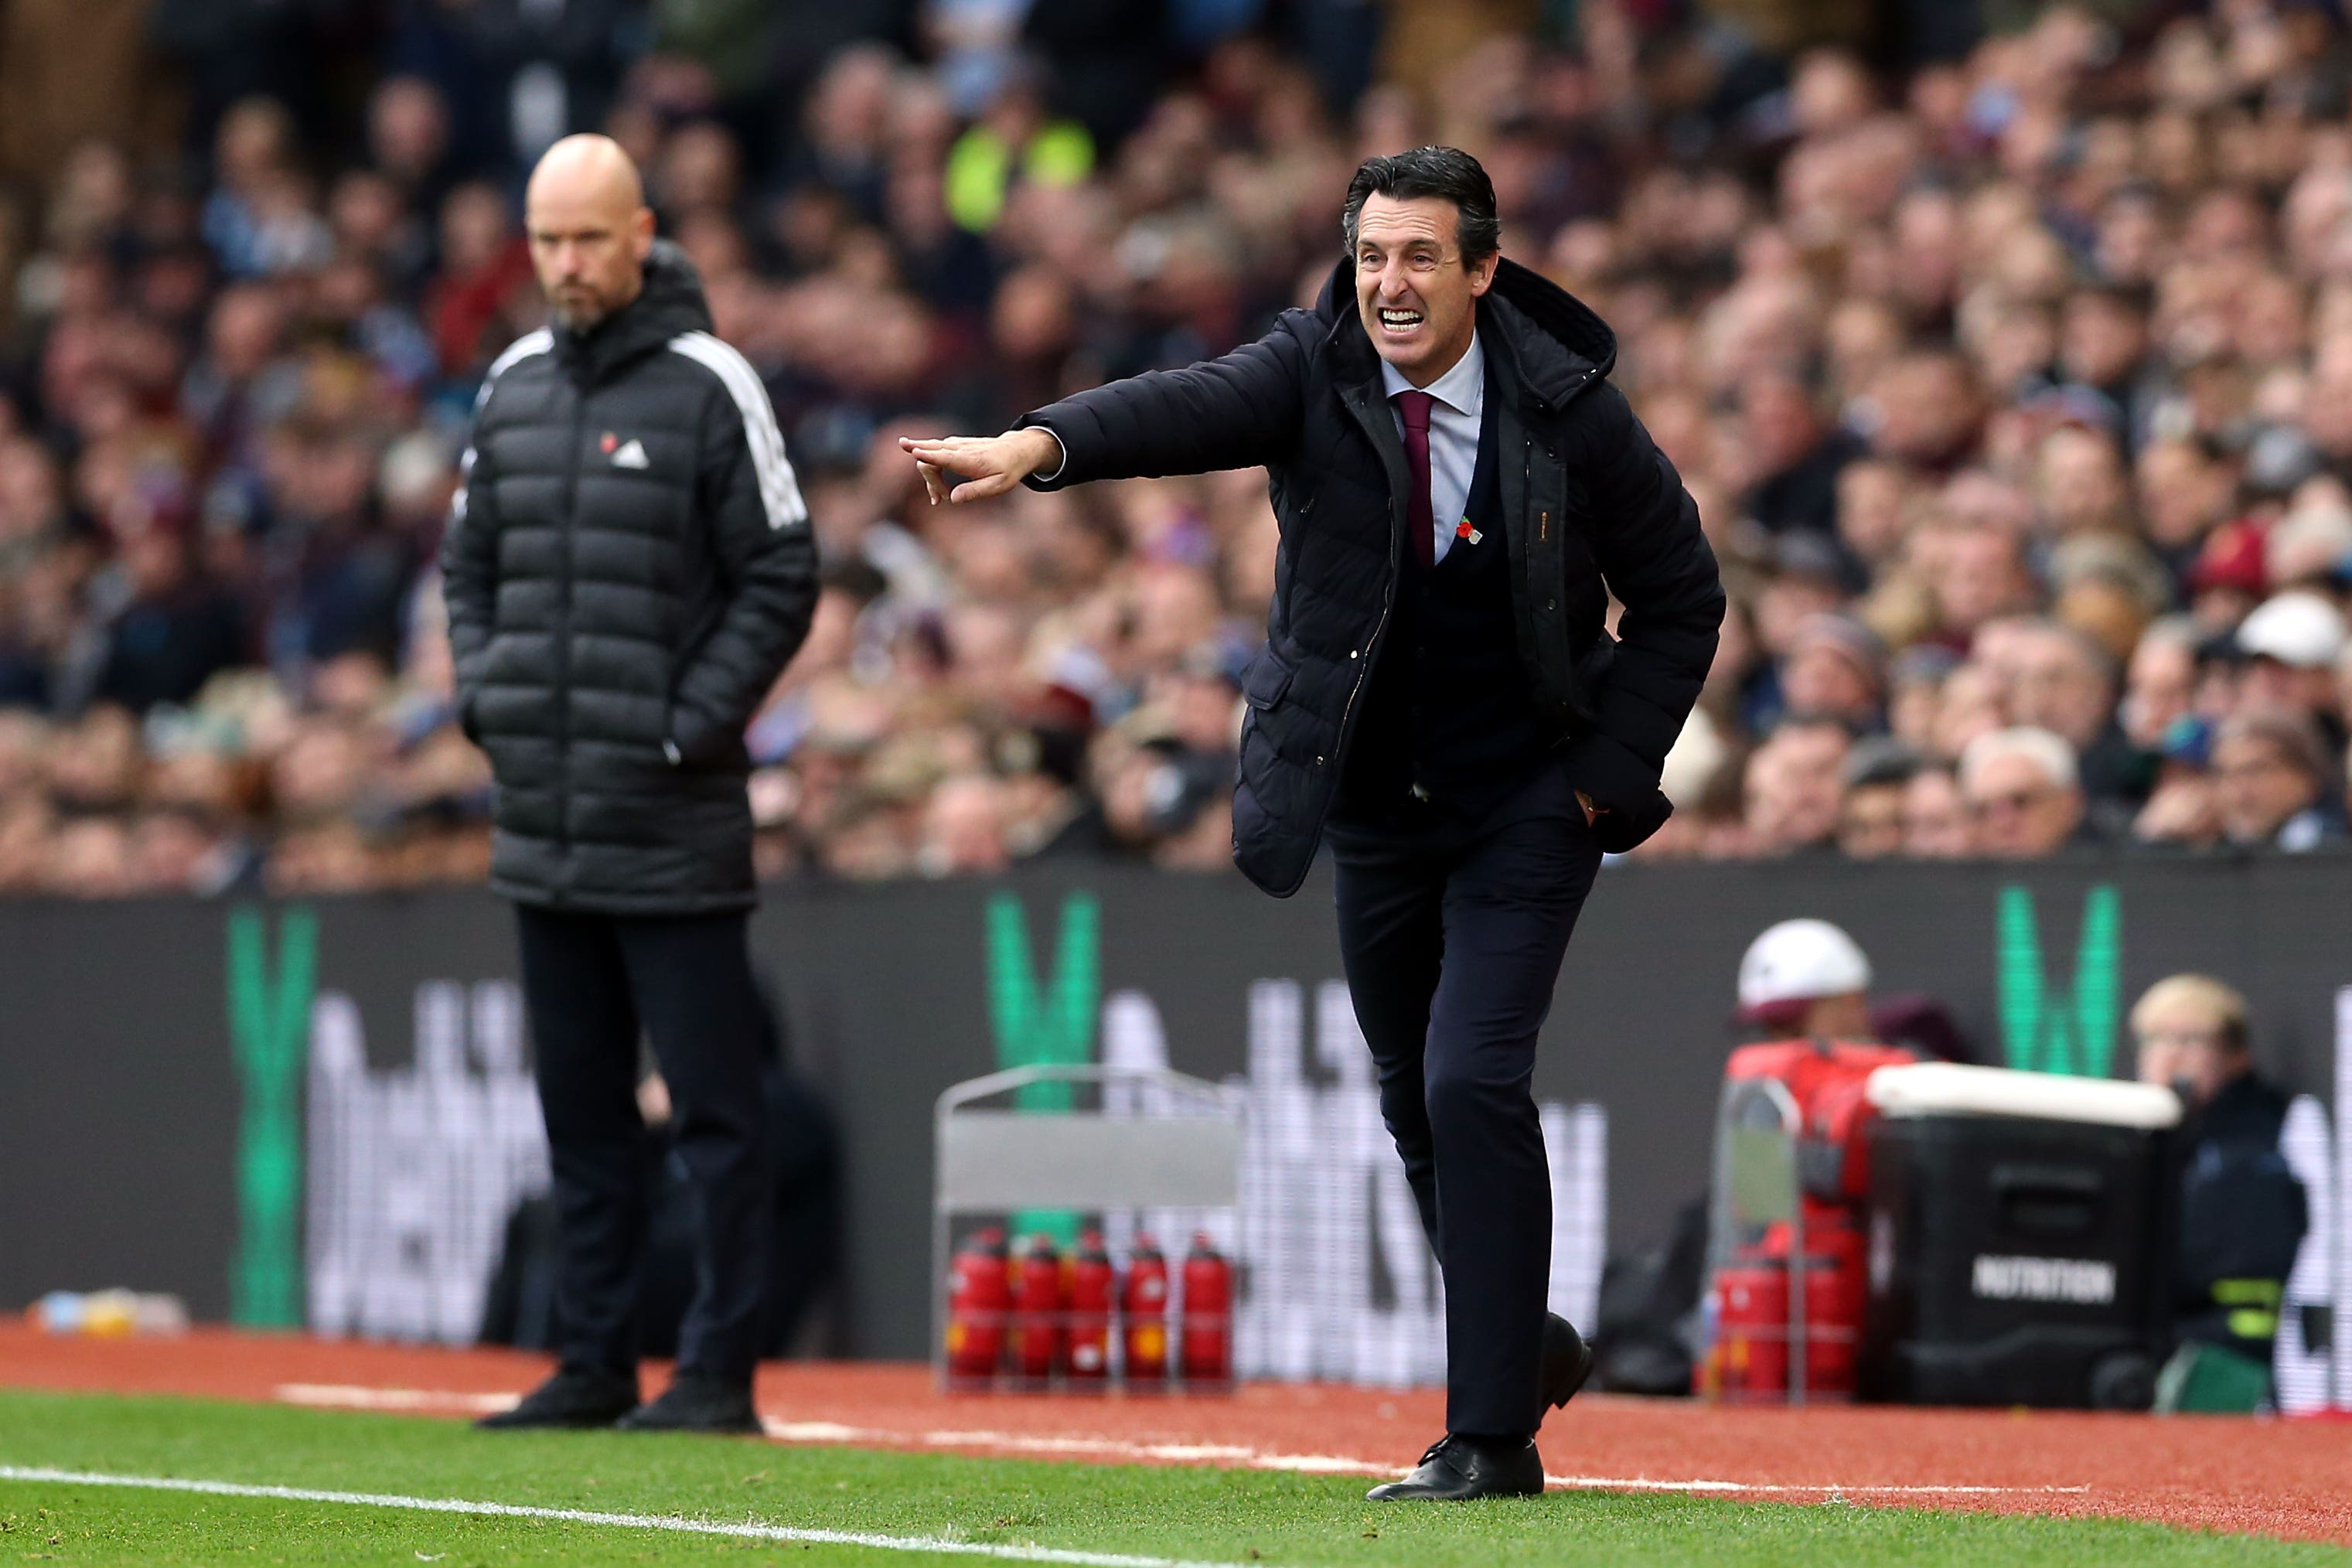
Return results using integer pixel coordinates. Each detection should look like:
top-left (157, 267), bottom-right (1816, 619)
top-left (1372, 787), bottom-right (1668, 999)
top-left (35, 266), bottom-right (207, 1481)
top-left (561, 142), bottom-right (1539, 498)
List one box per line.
top-left (1394, 390), bottom-right (1436, 571)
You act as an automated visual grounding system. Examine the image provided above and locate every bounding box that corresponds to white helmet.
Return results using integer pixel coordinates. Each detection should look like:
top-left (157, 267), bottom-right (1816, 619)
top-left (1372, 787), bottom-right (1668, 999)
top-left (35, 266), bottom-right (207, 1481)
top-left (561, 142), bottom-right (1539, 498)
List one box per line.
top-left (1737, 919), bottom-right (1873, 1020)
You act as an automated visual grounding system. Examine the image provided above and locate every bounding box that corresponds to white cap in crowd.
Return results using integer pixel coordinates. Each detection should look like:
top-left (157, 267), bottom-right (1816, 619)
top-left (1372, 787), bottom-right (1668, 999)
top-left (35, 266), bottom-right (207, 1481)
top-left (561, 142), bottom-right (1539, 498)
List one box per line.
top-left (2237, 590), bottom-right (2347, 670)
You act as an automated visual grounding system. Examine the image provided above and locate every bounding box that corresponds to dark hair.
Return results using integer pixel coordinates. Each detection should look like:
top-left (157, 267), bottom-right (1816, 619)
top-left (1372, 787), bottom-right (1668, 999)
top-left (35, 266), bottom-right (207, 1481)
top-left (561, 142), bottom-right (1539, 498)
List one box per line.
top-left (2217, 707), bottom-right (2337, 793)
top-left (1341, 147), bottom-right (1501, 265)
top-left (1843, 736), bottom-right (1923, 792)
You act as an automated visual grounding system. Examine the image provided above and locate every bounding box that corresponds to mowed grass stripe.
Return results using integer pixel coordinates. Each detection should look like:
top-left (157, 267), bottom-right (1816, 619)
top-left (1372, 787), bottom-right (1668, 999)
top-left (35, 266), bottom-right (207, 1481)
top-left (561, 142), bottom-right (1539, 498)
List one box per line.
top-left (277, 1383), bottom-right (2095, 1497)
top-left (4, 1389), bottom-right (2347, 1567)
top-left (0, 1464), bottom-right (1279, 1568)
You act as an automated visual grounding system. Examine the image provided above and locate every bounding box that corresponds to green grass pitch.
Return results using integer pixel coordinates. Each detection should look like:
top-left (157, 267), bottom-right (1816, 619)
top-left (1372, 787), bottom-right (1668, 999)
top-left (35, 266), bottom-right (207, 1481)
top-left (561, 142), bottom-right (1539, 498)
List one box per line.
top-left (0, 1389), bottom-right (2340, 1566)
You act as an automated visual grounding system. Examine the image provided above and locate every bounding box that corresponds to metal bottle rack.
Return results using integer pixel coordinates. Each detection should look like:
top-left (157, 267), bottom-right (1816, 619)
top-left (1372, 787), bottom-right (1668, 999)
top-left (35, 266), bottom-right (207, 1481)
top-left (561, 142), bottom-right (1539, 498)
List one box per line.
top-left (931, 1062), bottom-right (1245, 1389)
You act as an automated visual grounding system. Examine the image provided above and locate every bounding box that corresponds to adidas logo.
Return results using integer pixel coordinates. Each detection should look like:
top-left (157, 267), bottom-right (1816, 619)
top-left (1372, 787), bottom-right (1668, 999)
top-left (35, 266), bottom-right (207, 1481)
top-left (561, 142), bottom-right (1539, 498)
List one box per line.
top-left (609, 438), bottom-right (650, 469)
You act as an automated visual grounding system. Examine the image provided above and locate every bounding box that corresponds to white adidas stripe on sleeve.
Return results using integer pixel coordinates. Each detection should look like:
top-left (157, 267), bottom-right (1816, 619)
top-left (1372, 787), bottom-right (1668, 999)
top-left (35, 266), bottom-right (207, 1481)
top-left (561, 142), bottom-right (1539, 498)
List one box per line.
top-left (668, 331), bottom-right (808, 530)
top-left (475, 328), bottom-right (554, 410)
top-left (455, 329), bottom-right (555, 522)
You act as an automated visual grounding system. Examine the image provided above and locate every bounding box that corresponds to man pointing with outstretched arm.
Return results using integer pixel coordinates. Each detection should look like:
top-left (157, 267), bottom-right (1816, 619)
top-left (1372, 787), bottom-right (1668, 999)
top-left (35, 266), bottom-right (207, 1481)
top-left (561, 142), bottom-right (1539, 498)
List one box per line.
top-left (903, 147), bottom-right (1723, 1500)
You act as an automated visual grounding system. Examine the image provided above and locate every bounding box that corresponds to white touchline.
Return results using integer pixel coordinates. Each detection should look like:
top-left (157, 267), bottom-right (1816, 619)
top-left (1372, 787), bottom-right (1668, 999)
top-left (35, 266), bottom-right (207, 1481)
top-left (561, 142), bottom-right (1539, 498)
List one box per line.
top-left (0, 1465), bottom-right (1280, 1568)
top-left (274, 1387), bottom-right (2097, 1502)
top-left (796, 1418), bottom-right (2095, 1498)
top-left (278, 1384), bottom-right (518, 1415)
top-left (1541, 1475), bottom-right (2095, 1497)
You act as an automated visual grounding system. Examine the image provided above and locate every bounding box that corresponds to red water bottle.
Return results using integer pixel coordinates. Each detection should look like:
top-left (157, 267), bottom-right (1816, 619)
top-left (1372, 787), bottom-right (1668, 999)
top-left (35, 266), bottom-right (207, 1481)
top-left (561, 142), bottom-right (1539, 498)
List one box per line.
top-left (1065, 1229), bottom-right (1115, 1391)
top-left (1010, 1233), bottom-right (1065, 1387)
top-left (1179, 1232), bottom-right (1234, 1391)
top-left (1706, 1260), bottom-right (1791, 1400)
top-left (944, 1226), bottom-right (1011, 1389)
top-left (1062, 1232), bottom-right (1114, 1391)
top-left (1121, 1235), bottom-right (1170, 1390)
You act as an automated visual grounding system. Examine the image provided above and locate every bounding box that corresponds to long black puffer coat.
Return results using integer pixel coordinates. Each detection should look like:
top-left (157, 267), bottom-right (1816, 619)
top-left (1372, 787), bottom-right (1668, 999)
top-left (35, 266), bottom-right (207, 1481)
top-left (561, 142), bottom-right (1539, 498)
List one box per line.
top-left (1017, 255), bottom-right (1723, 896)
top-left (441, 242), bottom-right (817, 914)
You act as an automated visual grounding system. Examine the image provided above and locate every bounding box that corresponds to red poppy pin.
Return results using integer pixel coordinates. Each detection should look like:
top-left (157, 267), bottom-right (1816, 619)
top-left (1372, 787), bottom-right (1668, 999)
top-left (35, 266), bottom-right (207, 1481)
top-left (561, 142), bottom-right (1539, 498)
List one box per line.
top-left (1456, 519), bottom-right (1482, 545)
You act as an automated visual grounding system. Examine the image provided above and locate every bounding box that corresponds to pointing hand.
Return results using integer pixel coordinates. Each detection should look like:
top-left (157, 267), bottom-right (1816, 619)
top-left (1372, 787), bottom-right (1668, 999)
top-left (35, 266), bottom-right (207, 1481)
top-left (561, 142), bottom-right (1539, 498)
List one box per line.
top-left (897, 429), bottom-right (1063, 505)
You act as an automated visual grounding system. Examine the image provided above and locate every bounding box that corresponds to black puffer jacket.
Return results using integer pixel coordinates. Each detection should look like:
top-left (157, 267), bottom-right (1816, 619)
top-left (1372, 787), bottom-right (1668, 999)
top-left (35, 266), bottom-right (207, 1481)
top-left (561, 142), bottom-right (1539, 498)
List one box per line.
top-left (1019, 257), bottom-right (1723, 896)
top-left (441, 243), bottom-right (817, 913)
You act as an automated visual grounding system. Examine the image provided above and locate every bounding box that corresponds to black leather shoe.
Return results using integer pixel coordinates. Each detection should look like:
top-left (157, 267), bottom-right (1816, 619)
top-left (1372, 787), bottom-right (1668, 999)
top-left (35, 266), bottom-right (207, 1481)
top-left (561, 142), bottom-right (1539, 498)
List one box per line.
top-left (1542, 1312), bottom-right (1597, 1412)
top-left (476, 1367), bottom-right (639, 1430)
top-left (1365, 1434), bottom-right (1546, 1501)
top-left (615, 1372), bottom-right (762, 1434)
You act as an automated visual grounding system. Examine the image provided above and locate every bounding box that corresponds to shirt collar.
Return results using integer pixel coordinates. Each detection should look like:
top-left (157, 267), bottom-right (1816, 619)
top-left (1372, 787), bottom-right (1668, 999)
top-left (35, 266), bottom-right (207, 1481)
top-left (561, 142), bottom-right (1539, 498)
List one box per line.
top-left (1380, 330), bottom-right (1485, 418)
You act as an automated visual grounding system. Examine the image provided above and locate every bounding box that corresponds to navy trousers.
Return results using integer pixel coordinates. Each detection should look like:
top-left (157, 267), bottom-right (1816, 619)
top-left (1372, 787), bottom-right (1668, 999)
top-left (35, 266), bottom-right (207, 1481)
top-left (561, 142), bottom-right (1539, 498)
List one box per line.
top-left (1328, 757), bottom-right (1604, 1439)
top-left (513, 905), bottom-right (775, 1385)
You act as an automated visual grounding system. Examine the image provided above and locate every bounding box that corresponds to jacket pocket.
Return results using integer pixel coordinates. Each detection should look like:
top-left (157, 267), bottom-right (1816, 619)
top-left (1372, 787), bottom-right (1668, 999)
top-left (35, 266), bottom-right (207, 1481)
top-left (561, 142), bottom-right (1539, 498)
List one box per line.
top-left (663, 695), bottom-right (734, 768)
top-left (1572, 631), bottom-right (1617, 721)
top-left (1242, 649), bottom-right (1295, 711)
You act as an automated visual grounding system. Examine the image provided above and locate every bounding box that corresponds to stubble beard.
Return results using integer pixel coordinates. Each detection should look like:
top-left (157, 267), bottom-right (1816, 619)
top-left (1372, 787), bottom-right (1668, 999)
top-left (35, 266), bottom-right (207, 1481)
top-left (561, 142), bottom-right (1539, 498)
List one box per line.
top-left (547, 288), bottom-right (610, 333)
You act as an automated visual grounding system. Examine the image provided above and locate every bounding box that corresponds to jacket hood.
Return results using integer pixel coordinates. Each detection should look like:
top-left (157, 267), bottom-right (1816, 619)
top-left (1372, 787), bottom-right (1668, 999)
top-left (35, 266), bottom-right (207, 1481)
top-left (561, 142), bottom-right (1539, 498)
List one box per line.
top-left (1315, 254), bottom-right (1617, 408)
top-left (557, 238), bottom-right (715, 380)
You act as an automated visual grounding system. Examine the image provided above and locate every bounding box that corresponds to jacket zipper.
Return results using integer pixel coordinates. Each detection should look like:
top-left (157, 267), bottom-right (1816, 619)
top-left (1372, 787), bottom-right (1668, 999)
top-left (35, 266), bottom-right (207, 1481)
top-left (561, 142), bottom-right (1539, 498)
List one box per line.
top-left (1328, 387), bottom-right (1405, 776)
top-left (555, 382), bottom-right (587, 868)
top-left (1332, 590), bottom-right (1392, 773)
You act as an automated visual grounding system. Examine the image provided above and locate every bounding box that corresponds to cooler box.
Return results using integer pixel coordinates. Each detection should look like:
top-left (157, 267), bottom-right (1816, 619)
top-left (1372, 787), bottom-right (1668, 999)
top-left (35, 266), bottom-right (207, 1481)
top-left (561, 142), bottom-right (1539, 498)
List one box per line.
top-left (1858, 1063), bottom-right (2181, 1409)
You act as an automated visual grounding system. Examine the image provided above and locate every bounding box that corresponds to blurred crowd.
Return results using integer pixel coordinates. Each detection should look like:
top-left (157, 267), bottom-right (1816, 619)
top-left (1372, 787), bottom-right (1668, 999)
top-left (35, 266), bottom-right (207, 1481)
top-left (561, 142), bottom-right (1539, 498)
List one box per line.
top-left (1611, 2), bottom-right (2352, 862)
top-left (2, 0), bottom-right (2352, 897)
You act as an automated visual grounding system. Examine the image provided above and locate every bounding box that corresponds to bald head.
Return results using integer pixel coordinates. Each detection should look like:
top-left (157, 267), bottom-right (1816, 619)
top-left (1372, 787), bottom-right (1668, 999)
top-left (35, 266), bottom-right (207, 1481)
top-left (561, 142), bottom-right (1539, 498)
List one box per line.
top-left (525, 135), bottom-right (654, 331)
top-left (530, 134), bottom-right (645, 213)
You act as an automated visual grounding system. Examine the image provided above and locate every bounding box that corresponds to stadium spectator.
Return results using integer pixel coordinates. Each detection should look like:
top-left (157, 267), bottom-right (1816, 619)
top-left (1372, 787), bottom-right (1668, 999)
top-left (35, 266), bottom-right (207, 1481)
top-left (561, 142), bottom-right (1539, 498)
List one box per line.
top-left (1739, 369), bottom-right (1862, 540)
top-left (1928, 524), bottom-right (2036, 649)
top-left (2234, 591), bottom-right (2349, 750)
top-left (2000, 619), bottom-right (2147, 810)
top-left (2, 4), bottom-right (2352, 891)
top-left (1837, 736), bottom-right (1916, 860)
top-left (2211, 709), bottom-right (2344, 852)
top-left (2136, 752), bottom-right (2220, 860)
top-left (2121, 619), bottom-right (2203, 758)
top-left (1961, 726), bottom-right (2091, 858)
top-left (1781, 613), bottom-right (1885, 733)
top-left (1744, 717), bottom-right (1849, 857)
top-left (1900, 764), bottom-right (1974, 859)
top-left (919, 772), bottom-right (1014, 876)
top-left (89, 525), bottom-right (248, 714)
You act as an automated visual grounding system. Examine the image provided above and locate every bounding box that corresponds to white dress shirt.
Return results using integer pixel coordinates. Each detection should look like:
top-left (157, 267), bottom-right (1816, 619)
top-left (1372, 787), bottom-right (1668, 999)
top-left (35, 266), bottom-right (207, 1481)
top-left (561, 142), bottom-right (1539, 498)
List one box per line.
top-left (1028, 332), bottom-right (1488, 562)
top-left (1381, 332), bottom-right (1485, 565)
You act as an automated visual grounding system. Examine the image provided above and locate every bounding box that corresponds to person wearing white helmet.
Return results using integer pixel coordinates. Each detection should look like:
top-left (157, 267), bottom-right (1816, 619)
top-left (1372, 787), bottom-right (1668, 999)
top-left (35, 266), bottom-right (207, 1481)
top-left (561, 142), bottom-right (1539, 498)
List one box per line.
top-left (1735, 918), bottom-right (1874, 1039)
